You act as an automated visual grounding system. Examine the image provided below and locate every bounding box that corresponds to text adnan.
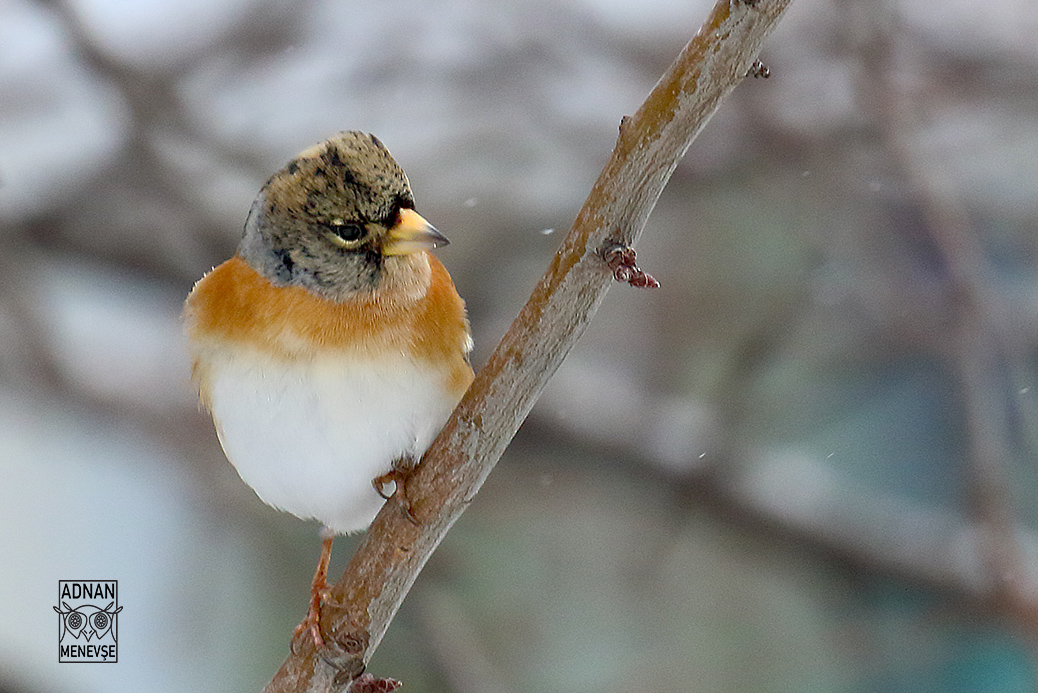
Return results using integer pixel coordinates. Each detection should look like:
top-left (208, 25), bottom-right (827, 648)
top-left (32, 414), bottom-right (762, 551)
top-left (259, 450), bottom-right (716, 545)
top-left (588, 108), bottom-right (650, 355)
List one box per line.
top-left (59, 582), bottom-right (116, 601)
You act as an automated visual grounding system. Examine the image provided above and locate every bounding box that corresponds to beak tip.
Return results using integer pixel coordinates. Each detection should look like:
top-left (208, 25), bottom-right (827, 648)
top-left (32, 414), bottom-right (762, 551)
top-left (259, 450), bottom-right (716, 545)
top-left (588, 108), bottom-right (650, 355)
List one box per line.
top-left (427, 225), bottom-right (450, 249)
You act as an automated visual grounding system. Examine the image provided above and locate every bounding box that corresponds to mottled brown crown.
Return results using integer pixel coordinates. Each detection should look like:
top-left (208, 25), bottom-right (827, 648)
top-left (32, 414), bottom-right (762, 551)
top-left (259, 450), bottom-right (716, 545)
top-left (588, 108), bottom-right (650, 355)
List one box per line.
top-left (264, 132), bottom-right (414, 231)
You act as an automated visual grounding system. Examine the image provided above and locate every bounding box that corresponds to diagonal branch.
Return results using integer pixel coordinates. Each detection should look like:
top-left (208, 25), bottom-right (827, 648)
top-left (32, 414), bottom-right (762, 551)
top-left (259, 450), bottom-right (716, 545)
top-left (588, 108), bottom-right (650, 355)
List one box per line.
top-left (265, 1), bottom-right (793, 690)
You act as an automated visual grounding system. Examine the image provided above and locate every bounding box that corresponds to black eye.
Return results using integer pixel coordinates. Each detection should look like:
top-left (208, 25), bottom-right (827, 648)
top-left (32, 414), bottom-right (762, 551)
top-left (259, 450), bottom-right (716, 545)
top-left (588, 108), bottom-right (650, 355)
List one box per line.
top-left (330, 223), bottom-right (365, 242)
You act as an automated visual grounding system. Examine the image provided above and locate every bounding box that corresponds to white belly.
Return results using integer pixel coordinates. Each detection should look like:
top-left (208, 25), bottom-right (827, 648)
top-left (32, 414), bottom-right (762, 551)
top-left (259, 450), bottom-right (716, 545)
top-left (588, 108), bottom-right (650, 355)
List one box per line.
top-left (205, 351), bottom-right (457, 534)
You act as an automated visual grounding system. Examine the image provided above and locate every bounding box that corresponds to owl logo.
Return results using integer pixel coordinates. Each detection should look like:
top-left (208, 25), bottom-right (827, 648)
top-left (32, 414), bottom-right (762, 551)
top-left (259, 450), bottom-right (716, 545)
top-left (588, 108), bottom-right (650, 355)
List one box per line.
top-left (54, 601), bottom-right (122, 643)
top-left (55, 580), bottom-right (121, 662)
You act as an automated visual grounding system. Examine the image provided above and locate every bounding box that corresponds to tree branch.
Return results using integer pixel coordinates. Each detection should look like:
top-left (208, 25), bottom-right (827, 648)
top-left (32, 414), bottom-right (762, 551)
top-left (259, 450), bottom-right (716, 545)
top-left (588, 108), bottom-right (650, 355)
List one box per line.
top-left (264, 1), bottom-right (794, 690)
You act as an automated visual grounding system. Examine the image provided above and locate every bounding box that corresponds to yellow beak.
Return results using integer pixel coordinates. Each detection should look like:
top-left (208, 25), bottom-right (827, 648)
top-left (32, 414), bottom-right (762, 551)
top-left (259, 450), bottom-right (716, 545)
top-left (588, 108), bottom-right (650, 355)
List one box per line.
top-left (382, 208), bottom-right (450, 256)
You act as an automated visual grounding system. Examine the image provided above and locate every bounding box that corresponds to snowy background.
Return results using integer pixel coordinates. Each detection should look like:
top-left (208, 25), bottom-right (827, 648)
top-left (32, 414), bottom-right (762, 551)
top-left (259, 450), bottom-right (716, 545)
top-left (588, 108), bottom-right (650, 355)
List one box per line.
top-left (2, 0), bottom-right (1038, 691)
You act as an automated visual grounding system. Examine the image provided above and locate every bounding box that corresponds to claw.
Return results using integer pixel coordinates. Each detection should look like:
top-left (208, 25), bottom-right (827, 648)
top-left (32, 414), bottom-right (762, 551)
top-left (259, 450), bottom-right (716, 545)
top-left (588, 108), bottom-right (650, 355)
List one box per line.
top-left (372, 460), bottom-right (423, 525)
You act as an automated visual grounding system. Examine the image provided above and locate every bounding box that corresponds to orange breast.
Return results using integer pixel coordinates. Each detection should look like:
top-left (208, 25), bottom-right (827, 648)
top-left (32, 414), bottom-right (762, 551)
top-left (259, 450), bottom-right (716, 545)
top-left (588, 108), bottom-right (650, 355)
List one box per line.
top-left (184, 255), bottom-right (473, 403)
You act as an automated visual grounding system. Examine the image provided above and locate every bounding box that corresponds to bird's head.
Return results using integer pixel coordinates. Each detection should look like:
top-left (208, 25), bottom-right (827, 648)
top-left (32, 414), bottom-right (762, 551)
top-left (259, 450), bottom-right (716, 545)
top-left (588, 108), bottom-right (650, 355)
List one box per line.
top-left (240, 131), bottom-right (447, 300)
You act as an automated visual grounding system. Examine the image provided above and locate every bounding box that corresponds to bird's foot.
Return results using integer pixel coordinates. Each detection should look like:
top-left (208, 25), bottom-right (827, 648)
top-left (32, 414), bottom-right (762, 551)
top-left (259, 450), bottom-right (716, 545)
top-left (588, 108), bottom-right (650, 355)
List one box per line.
top-left (293, 583), bottom-right (330, 649)
top-left (372, 460), bottom-right (422, 526)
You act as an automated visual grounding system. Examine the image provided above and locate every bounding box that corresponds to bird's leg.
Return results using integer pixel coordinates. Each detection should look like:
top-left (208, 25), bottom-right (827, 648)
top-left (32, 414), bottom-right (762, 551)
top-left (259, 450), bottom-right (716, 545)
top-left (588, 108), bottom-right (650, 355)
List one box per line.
top-left (293, 530), bottom-right (334, 650)
top-left (372, 457), bottom-right (421, 525)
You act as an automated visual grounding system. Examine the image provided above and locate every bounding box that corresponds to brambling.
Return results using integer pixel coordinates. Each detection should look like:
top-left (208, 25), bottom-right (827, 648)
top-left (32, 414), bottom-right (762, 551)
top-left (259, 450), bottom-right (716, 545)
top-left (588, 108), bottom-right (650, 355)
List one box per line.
top-left (183, 132), bottom-right (474, 647)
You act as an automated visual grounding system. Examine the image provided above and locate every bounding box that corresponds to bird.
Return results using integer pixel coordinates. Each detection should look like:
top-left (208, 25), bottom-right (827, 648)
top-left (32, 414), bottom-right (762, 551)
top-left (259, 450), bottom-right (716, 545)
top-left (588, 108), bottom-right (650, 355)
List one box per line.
top-left (183, 131), bottom-right (474, 648)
